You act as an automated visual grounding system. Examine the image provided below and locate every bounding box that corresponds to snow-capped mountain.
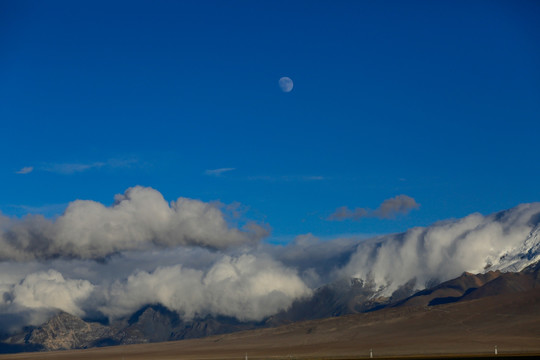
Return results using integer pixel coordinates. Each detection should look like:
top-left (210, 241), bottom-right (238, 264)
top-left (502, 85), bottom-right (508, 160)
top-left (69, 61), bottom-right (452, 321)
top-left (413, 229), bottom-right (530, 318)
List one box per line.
top-left (341, 203), bottom-right (540, 298)
top-left (485, 223), bottom-right (540, 273)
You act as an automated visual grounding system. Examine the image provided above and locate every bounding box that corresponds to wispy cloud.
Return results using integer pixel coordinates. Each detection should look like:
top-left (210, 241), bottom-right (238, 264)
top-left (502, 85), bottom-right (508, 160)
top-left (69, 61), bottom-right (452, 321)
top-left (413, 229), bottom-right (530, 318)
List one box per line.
top-left (43, 162), bottom-right (105, 174)
top-left (15, 166), bottom-right (34, 175)
top-left (41, 158), bottom-right (137, 175)
top-left (328, 195), bottom-right (420, 221)
top-left (297, 175), bottom-right (325, 181)
top-left (247, 175), bottom-right (326, 182)
top-left (205, 168), bottom-right (235, 176)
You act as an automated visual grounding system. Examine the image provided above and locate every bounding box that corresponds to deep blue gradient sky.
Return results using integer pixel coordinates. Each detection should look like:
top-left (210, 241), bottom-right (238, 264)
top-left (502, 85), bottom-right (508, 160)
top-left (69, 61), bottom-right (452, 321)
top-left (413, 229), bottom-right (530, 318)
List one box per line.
top-left (2, 0), bottom-right (539, 241)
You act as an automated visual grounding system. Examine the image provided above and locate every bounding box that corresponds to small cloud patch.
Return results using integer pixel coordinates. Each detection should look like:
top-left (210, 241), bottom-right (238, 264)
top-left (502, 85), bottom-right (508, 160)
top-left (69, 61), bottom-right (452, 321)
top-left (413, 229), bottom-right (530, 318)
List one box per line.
top-left (205, 168), bottom-right (235, 176)
top-left (16, 167), bottom-right (34, 175)
top-left (328, 195), bottom-right (420, 221)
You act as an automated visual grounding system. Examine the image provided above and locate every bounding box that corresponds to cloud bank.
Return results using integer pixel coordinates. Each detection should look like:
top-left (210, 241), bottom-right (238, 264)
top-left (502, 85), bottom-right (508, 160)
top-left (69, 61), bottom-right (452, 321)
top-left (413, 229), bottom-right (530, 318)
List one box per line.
top-left (0, 186), bottom-right (268, 261)
top-left (99, 254), bottom-right (310, 322)
top-left (328, 195), bottom-right (420, 221)
top-left (0, 186), bottom-right (539, 334)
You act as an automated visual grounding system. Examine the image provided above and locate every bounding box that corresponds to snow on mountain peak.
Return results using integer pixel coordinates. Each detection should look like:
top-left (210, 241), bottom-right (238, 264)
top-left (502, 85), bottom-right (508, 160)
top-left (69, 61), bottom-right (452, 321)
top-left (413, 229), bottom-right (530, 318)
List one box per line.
top-left (342, 202), bottom-right (540, 297)
top-left (485, 223), bottom-right (540, 273)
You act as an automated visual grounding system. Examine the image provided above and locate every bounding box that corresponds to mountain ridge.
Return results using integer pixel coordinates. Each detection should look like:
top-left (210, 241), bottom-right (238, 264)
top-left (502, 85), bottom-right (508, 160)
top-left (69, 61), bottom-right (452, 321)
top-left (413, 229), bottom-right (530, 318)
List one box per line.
top-left (3, 259), bottom-right (539, 353)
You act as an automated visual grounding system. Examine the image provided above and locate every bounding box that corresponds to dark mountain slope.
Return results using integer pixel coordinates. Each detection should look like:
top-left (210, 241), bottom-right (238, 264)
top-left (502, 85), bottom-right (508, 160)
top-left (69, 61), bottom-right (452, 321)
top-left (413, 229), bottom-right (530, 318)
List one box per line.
top-left (396, 261), bottom-right (540, 308)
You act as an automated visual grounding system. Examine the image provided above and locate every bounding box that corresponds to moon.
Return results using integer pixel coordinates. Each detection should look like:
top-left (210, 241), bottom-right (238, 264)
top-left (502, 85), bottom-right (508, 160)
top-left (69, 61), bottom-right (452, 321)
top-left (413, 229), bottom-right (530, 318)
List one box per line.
top-left (279, 76), bottom-right (294, 92)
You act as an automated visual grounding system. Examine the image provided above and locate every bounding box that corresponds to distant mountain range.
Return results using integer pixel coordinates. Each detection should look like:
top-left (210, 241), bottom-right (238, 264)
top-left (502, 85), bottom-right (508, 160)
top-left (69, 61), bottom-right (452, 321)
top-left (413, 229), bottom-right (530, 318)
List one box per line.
top-left (2, 259), bottom-right (539, 354)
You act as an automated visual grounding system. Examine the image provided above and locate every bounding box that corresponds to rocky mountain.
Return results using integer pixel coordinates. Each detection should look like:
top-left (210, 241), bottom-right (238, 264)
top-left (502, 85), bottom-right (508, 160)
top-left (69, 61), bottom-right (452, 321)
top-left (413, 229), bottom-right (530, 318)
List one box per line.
top-left (1, 305), bottom-right (263, 352)
top-left (115, 304), bottom-right (261, 344)
top-left (4, 312), bottom-right (112, 351)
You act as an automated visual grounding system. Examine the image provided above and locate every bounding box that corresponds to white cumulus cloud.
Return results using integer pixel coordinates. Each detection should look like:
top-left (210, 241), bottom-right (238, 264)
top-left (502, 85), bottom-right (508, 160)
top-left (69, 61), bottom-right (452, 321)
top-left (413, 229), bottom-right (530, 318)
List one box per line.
top-left (99, 254), bottom-right (311, 322)
top-left (11, 270), bottom-right (93, 317)
top-left (0, 186), bottom-right (268, 261)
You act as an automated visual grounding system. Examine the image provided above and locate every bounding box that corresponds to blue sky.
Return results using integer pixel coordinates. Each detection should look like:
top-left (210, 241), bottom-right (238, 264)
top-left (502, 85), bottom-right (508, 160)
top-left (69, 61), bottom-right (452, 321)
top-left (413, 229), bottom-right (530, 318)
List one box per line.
top-left (1, 0), bottom-right (539, 241)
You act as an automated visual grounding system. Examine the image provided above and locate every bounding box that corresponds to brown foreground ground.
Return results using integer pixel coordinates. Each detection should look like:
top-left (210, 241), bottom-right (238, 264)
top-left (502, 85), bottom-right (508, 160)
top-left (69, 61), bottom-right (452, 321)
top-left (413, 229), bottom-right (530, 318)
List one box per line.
top-left (1, 288), bottom-right (539, 360)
